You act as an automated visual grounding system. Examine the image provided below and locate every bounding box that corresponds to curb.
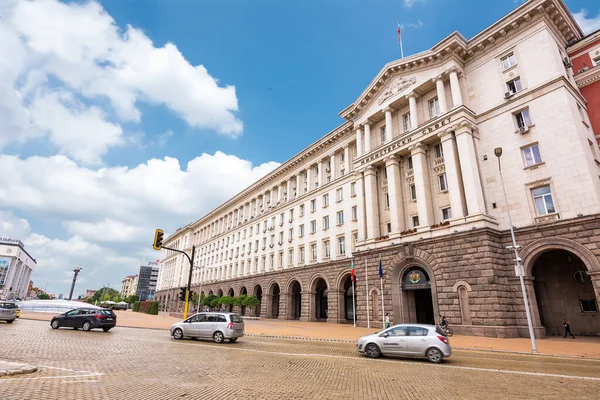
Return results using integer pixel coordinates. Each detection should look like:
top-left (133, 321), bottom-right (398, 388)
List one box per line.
top-left (0, 363), bottom-right (38, 377)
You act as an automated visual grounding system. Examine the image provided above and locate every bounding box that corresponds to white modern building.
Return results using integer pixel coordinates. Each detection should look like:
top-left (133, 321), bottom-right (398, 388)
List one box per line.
top-left (156, 0), bottom-right (600, 337)
top-left (136, 262), bottom-right (159, 301)
top-left (120, 274), bottom-right (138, 298)
top-left (0, 238), bottom-right (37, 300)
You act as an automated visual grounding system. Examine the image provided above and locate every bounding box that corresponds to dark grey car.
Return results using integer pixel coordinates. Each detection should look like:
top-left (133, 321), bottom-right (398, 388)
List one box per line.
top-left (170, 312), bottom-right (245, 343)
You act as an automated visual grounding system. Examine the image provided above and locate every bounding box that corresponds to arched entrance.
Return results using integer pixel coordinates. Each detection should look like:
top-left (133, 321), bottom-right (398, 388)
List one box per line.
top-left (217, 289), bottom-right (223, 297)
top-left (400, 267), bottom-right (435, 325)
top-left (343, 276), bottom-right (355, 322)
top-left (269, 283), bottom-right (280, 318)
top-left (239, 286), bottom-right (248, 315)
top-left (227, 288), bottom-right (235, 312)
top-left (532, 250), bottom-right (599, 336)
top-left (314, 278), bottom-right (328, 322)
top-left (289, 280), bottom-right (302, 320)
top-left (253, 285), bottom-right (263, 317)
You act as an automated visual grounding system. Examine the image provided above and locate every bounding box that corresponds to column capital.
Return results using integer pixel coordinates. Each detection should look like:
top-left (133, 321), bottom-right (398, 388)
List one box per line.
top-left (354, 124), bottom-right (363, 133)
top-left (432, 74), bottom-right (445, 83)
top-left (409, 142), bottom-right (427, 155)
top-left (405, 91), bottom-right (419, 100)
top-left (384, 155), bottom-right (399, 167)
top-left (383, 106), bottom-right (395, 114)
top-left (364, 165), bottom-right (378, 176)
top-left (453, 121), bottom-right (477, 136)
top-left (448, 66), bottom-right (462, 76)
top-left (438, 128), bottom-right (454, 141)
top-left (353, 168), bottom-right (365, 177)
top-left (362, 120), bottom-right (371, 128)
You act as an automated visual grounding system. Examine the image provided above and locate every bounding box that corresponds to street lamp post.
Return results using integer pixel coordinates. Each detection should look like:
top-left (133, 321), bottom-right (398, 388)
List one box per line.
top-left (68, 266), bottom-right (82, 301)
top-left (494, 147), bottom-right (538, 353)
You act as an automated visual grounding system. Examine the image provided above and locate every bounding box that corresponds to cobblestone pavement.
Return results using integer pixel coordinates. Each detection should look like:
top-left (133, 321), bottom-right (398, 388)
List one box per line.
top-left (1, 320), bottom-right (600, 400)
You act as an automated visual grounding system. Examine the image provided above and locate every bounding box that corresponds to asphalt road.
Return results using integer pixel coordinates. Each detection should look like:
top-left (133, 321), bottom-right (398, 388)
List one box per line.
top-left (1, 319), bottom-right (599, 399)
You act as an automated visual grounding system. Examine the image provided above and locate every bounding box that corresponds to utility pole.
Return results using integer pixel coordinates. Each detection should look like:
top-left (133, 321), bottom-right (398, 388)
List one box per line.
top-left (68, 266), bottom-right (82, 301)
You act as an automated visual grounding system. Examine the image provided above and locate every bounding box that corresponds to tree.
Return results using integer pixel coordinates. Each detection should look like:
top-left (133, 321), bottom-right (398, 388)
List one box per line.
top-left (242, 295), bottom-right (260, 312)
top-left (38, 293), bottom-right (50, 300)
top-left (190, 291), bottom-right (199, 305)
top-left (234, 294), bottom-right (247, 307)
top-left (149, 301), bottom-right (159, 315)
top-left (202, 294), bottom-right (218, 308)
top-left (125, 294), bottom-right (139, 304)
top-left (218, 296), bottom-right (235, 307)
top-left (210, 297), bottom-right (220, 309)
top-left (91, 287), bottom-right (119, 303)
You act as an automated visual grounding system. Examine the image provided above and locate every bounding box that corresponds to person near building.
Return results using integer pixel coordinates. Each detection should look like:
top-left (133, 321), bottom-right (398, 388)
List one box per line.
top-left (385, 313), bottom-right (390, 329)
top-left (563, 319), bottom-right (575, 339)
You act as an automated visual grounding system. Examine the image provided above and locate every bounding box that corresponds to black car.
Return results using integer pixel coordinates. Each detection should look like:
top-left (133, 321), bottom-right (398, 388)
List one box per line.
top-left (50, 308), bottom-right (117, 332)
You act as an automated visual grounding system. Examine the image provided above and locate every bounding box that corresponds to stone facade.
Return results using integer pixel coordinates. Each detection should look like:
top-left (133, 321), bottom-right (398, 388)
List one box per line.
top-left (156, 0), bottom-right (600, 338)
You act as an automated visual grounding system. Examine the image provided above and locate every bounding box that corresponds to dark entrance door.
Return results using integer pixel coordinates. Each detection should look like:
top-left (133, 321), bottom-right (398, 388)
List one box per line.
top-left (255, 287), bottom-right (262, 317)
top-left (414, 288), bottom-right (434, 324)
top-left (271, 285), bottom-right (280, 318)
top-left (344, 276), bottom-right (354, 321)
top-left (315, 279), bottom-right (328, 321)
top-left (291, 281), bottom-right (301, 320)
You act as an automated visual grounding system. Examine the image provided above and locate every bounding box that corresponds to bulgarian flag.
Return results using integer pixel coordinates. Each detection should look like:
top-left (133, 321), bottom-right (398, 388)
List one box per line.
top-left (397, 22), bottom-right (401, 43)
top-left (351, 258), bottom-right (355, 282)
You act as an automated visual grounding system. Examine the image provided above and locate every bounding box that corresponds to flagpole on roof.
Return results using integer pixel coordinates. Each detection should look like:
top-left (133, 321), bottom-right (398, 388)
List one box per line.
top-left (398, 22), bottom-right (404, 59)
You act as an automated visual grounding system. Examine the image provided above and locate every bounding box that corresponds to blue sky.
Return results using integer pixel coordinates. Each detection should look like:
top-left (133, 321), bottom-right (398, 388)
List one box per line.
top-left (0, 0), bottom-right (598, 296)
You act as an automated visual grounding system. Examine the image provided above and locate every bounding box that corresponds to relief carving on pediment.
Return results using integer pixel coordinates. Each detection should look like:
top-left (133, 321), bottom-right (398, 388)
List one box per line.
top-left (377, 76), bottom-right (416, 105)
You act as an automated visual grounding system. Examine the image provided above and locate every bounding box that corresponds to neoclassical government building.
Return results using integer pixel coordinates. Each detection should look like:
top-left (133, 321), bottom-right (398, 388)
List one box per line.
top-left (156, 0), bottom-right (600, 337)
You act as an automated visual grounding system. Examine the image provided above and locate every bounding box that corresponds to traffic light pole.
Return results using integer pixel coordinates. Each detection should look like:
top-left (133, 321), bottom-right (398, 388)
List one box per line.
top-left (161, 245), bottom-right (196, 319)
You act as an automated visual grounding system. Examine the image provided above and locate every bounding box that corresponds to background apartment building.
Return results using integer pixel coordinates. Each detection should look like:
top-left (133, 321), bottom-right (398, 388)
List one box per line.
top-left (156, 0), bottom-right (600, 338)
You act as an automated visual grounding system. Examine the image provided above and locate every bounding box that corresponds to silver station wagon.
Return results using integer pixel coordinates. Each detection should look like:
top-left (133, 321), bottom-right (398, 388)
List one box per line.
top-left (357, 324), bottom-right (452, 363)
top-left (170, 312), bottom-right (245, 343)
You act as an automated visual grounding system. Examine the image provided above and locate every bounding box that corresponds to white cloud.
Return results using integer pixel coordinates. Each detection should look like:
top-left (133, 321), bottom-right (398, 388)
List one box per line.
top-left (573, 9), bottom-right (600, 35)
top-left (0, 0), bottom-right (243, 164)
top-left (404, 0), bottom-right (426, 7)
top-left (405, 20), bottom-right (424, 29)
top-left (0, 152), bottom-right (280, 294)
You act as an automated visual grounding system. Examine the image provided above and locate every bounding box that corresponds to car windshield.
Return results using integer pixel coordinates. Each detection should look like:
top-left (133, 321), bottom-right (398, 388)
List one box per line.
top-left (230, 314), bottom-right (243, 323)
top-left (0, 302), bottom-right (17, 309)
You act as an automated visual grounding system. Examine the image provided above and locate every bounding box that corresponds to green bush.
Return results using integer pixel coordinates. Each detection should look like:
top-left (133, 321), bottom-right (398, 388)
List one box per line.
top-left (37, 293), bottom-right (50, 300)
top-left (234, 294), bottom-right (247, 306)
top-left (218, 296), bottom-right (235, 306)
top-left (242, 295), bottom-right (260, 308)
top-left (133, 301), bottom-right (141, 312)
top-left (139, 301), bottom-right (153, 313)
top-left (210, 298), bottom-right (220, 308)
top-left (148, 301), bottom-right (159, 315)
top-left (203, 294), bottom-right (218, 308)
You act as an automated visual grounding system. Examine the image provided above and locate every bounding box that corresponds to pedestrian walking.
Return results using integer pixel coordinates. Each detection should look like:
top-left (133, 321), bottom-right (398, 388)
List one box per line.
top-left (385, 313), bottom-right (390, 329)
top-left (563, 319), bottom-right (575, 339)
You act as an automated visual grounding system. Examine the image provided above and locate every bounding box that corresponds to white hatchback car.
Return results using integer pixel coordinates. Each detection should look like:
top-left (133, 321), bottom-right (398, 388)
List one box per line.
top-left (357, 324), bottom-right (452, 363)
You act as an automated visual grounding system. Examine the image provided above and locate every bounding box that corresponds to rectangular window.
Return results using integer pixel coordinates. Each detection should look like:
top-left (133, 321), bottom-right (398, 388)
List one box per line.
top-left (580, 299), bottom-right (598, 313)
top-left (429, 97), bottom-right (440, 118)
top-left (515, 109), bottom-right (532, 129)
top-left (501, 52), bottom-right (517, 70)
top-left (341, 152), bottom-right (345, 162)
top-left (412, 215), bottom-right (420, 228)
top-left (352, 206), bottom-right (358, 221)
top-left (270, 234), bottom-right (275, 245)
top-left (532, 185), bottom-right (556, 216)
top-left (310, 220), bottom-right (316, 234)
top-left (351, 182), bottom-right (356, 196)
top-left (434, 143), bottom-right (444, 158)
top-left (403, 113), bottom-right (411, 132)
top-left (289, 249), bottom-right (294, 265)
top-left (249, 243), bottom-right (252, 253)
top-left (299, 204), bottom-right (305, 217)
top-left (409, 184), bottom-right (417, 200)
top-left (324, 240), bottom-right (330, 258)
top-left (336, 188), bottom-right (343, 202)
top-left (323, 193), bottom-right (329, 207)
top-left (280, 213), bottom-right (284, 225)
top-left (353, 232), bottom-right (358, 246)
top-left (407, 156), bottom-right (413, 170)
top-left (279, 252), bottom-right (283, 267)
top-left (593, 55), bottom-right (600, 67)
top-left (385, 193), bottom-right (390, 208)
top-left (311, 243), bottom-right (317, 261)
top-left (387, 223), bottom-right (392, 233)
top-left (289, 209), bottom-right (294, 221)
top-left (338, 236), bottom-right (346, 255)
top-left (299, 224), bottom-right (305, 237)
top-left (310, 199), bottom-right (316, 212)
top-left (337, 211), bottom-right (344, 225)
top-left (380, 126), bottom-right (386, 143)
top-left (442, 207), bottom-right (452, 221)
top-left (299, 247), bottom-right (305, 263)
top-left (255, 240), bottom-right (259, 250)
top-left (438, 173), bottom-right (448, 191)
top-left (323, 215), bottom-right (330, 229)
top-left (506, 77), bottom-right (523, 94)
top-left (522, 144), bottom-right (542, 167)
top-left (289, 228), bottom-right (294, 240)
top-left (279, 232), bottom-right (284, 243)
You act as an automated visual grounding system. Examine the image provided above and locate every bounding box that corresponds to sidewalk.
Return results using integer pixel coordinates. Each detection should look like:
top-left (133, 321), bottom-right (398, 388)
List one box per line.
top-left (20, 311), bottom-right (600, 358)
top-left (0, 360), bottom-right (37, 376)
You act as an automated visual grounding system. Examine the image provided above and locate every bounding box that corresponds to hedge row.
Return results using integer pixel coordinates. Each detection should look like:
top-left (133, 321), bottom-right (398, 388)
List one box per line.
top-left (133, 300), bottom-right (159, 315)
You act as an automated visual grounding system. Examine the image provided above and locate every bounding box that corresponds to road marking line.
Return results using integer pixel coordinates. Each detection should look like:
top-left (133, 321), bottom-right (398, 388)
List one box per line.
top-left (61, 380), bottom-right (99, 384)
top-left (136, 338), bottom-right (600, 381)
top-left (0, 373), bottom-right (103, 382)
top-left (38, 365), bottom-right (90, 373)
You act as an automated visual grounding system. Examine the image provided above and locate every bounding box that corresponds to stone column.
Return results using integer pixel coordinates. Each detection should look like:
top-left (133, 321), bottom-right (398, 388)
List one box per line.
top-left (384, 107), bottom-right (394, 143)
top-left (317, 161), bottom-right (323, 187)
top-left (295, 175), bottom-right (300, 198)
top-left (355, 171), bottom-right (367, 241)
top-left (385, 156), bottom-right (404, 235)
top-left (277, 185), bottom-right (282, 203)
top-left (330, 154), bottom-right (336, 180)
top-left (434, 75), bottom-right (448, 114)
top-left (364, 165), bottom-right (380, 239)
top-left (408, 92), bottom-right (419, 129)
top-left (449, 67), bottom-right (463, 107)
top-left (286, 179), bottom-right (292, 202)
top-left (306, 167), bottom-right (312, 193)
top-left (438, 129), bottom-right (466, 219)
top-left (454, 122), bottom-right (486, 216)
top-left (356, 126), bottom-right (363, 156)
top-left (343, 146), bottom-right (350, 175)
top-left (364, 123), bottom-right (371, 153)
top-left (411, 143), bottom-right (433, 227)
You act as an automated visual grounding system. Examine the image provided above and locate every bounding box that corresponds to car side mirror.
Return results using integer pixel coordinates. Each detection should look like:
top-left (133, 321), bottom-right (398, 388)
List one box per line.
top-left (381, 333), bottom-right (389, 338)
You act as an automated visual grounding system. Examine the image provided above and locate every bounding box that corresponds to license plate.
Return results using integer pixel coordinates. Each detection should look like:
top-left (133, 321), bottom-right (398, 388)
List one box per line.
top-left (236, 329), bottom-right (242, 332)
top-left (106, 318), bottom-right (113, 321)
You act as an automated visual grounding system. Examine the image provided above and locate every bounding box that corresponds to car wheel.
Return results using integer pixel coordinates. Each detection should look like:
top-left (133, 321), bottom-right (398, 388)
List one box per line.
top-left (213, 331), bottom-right (224, 343)
top-left (365, 343), bottom-right (381, 358)
top-left (82, 321), bottom-right (92, 332)
top-left (51, 320), bottom-right (60, 329)
top-left (173, 328), bottom-right (184, 340)
top-left (6, 320), bottom-right (14, 324)
top-left (426, 347), bottom-right (443, 363)
top-left (229, 338), bottom-right (238, 343)
top-left (102, 327), bottom-right (112, 332)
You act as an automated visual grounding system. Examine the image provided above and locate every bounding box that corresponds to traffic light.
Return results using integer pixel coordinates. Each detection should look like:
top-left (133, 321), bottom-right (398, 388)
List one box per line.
top-left (153, 229), bottom-right (164, 250)
top-left (179, 287), bottom-right (186, 301)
